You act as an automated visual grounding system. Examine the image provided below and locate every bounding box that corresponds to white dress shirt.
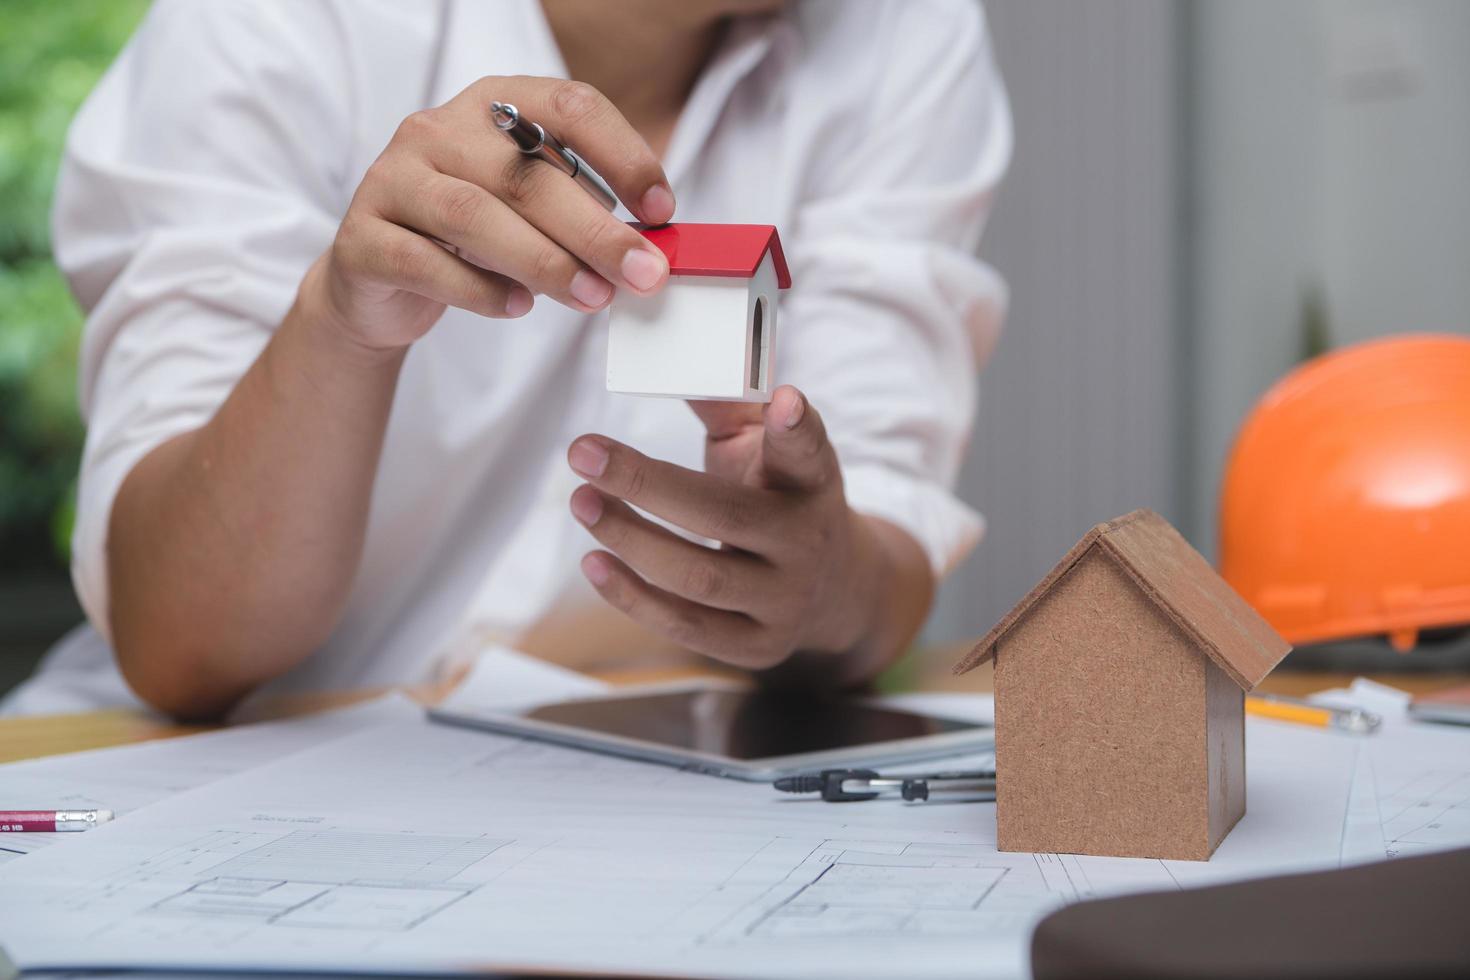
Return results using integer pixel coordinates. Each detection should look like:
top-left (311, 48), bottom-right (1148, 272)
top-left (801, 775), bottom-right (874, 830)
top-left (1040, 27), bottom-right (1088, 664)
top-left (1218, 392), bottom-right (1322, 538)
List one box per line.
top-left (3, 0), bottom-right (1010, 715)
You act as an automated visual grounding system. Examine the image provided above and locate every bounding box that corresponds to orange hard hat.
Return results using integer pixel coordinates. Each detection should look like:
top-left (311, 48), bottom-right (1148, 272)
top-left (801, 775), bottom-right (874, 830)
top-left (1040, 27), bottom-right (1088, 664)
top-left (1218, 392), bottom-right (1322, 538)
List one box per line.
top-left (1220, 333), bottom-right (1470, 652)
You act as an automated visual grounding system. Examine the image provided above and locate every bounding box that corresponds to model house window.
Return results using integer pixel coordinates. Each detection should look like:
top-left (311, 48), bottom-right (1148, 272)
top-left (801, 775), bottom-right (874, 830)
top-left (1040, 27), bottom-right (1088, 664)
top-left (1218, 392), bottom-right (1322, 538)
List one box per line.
top-left (751, 297), bottom-right (768, 391)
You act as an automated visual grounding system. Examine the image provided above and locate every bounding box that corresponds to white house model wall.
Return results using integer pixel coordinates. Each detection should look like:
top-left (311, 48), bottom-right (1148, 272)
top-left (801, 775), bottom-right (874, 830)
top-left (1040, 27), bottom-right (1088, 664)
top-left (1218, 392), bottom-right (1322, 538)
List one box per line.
top-left (606, 252), bottom-right (780, 403)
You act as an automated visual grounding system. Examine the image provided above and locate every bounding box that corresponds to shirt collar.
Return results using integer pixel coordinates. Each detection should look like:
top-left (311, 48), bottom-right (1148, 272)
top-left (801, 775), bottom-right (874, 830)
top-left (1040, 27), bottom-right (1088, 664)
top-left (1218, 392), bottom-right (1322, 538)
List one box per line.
top-left (431, 0), bottom-right (788, 196)
top-left (659, 13), bottom-right (787, 190)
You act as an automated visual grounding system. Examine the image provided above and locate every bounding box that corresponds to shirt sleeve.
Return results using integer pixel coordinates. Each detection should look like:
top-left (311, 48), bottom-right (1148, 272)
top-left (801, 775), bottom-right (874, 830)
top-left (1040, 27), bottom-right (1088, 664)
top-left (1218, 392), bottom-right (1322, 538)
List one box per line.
top-left (779, 1), bottom-right (1012, 578)
top-left (53, 0), bottom-right (350, 643)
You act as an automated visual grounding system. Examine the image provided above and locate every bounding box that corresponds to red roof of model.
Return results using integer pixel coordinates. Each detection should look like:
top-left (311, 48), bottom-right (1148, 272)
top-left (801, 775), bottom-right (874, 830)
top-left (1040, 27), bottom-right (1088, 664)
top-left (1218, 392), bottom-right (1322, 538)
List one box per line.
top-left (632, 223), bottom-right (792, 289)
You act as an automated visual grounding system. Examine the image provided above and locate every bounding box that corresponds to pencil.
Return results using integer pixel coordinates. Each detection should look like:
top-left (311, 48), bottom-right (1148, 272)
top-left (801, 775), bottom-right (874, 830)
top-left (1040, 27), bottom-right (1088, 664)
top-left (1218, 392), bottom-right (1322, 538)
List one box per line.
top-left (1245, 695), bottom-right (1381, 734)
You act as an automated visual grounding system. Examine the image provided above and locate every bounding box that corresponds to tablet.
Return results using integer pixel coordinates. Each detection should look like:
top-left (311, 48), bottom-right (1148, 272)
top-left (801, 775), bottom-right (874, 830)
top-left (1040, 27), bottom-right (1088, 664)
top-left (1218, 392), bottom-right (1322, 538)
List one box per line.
top-left (429, 682), bottom-right (993, 781)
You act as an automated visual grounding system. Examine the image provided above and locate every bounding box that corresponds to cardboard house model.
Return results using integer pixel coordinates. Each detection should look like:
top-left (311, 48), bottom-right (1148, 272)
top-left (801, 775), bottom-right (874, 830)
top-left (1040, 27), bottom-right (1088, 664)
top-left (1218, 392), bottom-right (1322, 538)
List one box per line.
top-left (954, 509), bottom-right (1291, 861)
top-left (607, 223), bottom-right (791, 402)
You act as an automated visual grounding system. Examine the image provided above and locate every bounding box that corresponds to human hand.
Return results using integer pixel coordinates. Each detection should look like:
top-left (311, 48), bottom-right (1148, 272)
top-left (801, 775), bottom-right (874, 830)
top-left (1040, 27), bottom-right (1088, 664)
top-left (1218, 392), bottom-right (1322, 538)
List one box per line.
top-left (307, 76), bottom-right (675, 351)
top-left (566, 387), bottom-right (893, 671)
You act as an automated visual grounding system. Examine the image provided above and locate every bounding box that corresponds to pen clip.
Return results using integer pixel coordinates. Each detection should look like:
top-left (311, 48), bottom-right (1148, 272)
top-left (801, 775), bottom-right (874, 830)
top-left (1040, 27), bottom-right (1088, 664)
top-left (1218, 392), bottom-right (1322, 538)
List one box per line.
top-left (819, 769), bottom-right (882, 802)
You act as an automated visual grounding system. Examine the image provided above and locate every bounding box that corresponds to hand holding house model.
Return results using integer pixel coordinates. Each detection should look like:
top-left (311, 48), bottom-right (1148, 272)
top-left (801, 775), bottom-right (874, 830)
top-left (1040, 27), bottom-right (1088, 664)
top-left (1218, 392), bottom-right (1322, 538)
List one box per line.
top-left (606, 223), bottom-right (791, 402)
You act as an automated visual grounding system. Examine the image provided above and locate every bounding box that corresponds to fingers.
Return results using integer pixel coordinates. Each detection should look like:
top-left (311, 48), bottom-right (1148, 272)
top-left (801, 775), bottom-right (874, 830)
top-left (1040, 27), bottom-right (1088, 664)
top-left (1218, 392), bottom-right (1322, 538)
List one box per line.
top-left (444, 140), bottom-right (667, 295)
top-left (567, 436), bottom-right (778, 552)
top-left (489, 152), bottom-right (669, 295)
top-left (687, 399), bottom-right (763, 440)
top-left (337, 217), bottom-right (530, 319)
top-left (463, 77), bottom-right (672, 291)
top-left (579, 552), bottom-right (785, 670)
top-left (380, 172), bottom-right (614, 312)
top-left (488, 77), bottom-right (676, 225)
top-left (570, 486), bottom-right (777, 613)
top-left (388, 80), bottom-right (673, 309)
top-left (759, 387), bottom-right (841, 491)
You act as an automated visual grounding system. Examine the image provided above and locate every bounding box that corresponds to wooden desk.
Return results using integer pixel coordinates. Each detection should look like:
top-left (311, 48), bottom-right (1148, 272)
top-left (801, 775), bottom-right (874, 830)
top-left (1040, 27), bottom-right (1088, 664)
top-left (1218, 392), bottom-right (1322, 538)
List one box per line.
top-left (1, 660), bottom-right (1465, 766)
top-left (0, 663), bottom-right (728, 765)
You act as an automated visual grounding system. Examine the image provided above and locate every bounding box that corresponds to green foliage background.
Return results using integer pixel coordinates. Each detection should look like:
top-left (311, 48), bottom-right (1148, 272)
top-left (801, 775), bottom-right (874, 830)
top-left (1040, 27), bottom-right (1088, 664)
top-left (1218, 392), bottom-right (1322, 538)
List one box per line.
top-left (0, 0), bottom-right (148, 570)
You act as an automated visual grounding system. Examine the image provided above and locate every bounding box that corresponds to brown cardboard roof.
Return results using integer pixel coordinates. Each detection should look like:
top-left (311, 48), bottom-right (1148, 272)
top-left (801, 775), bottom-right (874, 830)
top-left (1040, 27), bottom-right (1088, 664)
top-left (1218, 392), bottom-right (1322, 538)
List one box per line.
top-left (953, 509), bottom-right (1290, 691)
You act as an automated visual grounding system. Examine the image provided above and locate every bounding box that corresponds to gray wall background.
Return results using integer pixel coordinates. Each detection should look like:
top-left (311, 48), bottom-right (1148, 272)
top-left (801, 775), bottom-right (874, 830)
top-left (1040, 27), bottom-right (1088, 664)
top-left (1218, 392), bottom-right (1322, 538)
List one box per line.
top-left (927, 0), bottom-right (1470, 647)
top-left (927, 0), bottom-right (1185, 645)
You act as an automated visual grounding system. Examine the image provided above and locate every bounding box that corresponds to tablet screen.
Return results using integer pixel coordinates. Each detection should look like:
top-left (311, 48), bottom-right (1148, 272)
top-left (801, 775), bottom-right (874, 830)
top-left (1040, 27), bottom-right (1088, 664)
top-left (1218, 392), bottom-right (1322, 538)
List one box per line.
top-left (525, 688), bottom-right (980, 761)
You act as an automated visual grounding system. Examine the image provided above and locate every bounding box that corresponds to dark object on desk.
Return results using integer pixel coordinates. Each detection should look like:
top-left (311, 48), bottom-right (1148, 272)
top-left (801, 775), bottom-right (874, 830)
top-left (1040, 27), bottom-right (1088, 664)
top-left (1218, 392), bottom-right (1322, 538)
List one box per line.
top-left (1031, 846), bottom-right (1470, 979)
top-left (773, 768), bottom-right (996, 802)
top-left (431, 683), bottom-right (992, 781)
top-left (1410, 681), bottom-right (1470, 726)
top-left (1282, 626), bottom-right (1470, 672)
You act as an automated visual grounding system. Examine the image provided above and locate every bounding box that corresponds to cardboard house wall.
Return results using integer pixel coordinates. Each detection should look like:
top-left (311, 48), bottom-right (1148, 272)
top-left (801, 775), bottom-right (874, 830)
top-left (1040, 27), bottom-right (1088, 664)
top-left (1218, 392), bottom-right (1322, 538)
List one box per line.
top-left (953, 509), bottom-right (1291, 862)
top-left (606, 223), bottom-right (790, 403)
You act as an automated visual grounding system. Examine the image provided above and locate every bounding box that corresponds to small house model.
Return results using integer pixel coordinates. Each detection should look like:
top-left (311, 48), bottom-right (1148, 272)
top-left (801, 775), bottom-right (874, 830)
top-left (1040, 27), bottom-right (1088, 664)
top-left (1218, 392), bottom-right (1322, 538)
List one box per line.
top-left (607, 223), bottom-right (791, 402)
top-left (954, 509), bottom-right (1291, 861)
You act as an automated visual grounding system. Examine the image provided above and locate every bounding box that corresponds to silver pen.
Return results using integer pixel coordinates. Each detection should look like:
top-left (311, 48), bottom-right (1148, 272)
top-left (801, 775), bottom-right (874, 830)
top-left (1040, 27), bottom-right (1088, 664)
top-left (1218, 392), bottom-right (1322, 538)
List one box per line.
top-left (773, 768), bottom-right (997, 803)
top-left (490, 101), bottom-right (617, 211)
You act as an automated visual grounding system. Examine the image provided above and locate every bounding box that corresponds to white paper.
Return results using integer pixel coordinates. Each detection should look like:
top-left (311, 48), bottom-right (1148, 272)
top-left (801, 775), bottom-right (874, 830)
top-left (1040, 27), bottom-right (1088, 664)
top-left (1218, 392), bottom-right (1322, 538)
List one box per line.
top-left (0, 711), bottom-right (1369, 980)
top-left (1345, 677), bottom-right (1413, 719)
top-left (436, 644), bottom-right (608, 713)
top-left (1309, 677), bottom-right (1412, 722)
top-left (0, 644), bottom-right (594, 867)
top-left (1307, 677), bottom-right (1470, 862)
top-left (1364, 721), bottom-right (1470, 858)
top-left (0, 695), bottom-right (421, 865)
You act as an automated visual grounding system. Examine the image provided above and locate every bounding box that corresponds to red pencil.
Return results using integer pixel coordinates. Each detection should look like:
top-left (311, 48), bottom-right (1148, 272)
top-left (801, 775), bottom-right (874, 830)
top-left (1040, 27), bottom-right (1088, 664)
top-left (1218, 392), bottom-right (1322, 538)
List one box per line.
top-left (0, 809), bottom-right (115, 832)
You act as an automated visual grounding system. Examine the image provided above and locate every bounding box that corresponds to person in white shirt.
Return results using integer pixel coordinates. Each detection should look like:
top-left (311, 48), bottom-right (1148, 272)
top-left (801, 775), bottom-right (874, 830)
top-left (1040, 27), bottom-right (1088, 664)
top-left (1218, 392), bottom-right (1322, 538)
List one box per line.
top-left (2, 0), bottom-right (1010, 718)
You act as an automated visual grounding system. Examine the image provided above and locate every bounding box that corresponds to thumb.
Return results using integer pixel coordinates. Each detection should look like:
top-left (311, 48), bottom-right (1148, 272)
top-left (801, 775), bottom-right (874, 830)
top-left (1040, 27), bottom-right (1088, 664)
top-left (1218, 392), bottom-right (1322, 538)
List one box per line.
top-left (687, 398), bottom-right (762, 440)
top-left (760, 386), bottom-right (839, 491)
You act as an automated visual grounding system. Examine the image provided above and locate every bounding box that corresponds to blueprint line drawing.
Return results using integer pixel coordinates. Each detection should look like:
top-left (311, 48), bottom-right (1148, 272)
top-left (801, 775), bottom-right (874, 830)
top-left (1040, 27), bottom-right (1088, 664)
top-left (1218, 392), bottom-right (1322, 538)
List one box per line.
top-left (716, 841), bottom-right (1020, 941)
top-left (751, 859), bottom-right (1008, 937)
top-left (204, 828), bottom-right (510, 884)
top-left (84, 826), bottom-right (1084, 950)
top-left (1379, 769), bottom-right (1470, 858)
top-left (1, 714), bottom-right (1412, 980)
top-left (112, 828), bottom-right (514, 933)
top-left (151, 878), bottom-right (475, 932)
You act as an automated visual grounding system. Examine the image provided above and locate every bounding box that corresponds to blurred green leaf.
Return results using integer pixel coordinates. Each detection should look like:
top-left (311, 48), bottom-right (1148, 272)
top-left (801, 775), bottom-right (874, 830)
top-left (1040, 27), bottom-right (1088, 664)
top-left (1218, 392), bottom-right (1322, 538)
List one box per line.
top-left (1299, 283), bottom-right (1332, 362)
top-left (0, 0), bottom-right (148, 568)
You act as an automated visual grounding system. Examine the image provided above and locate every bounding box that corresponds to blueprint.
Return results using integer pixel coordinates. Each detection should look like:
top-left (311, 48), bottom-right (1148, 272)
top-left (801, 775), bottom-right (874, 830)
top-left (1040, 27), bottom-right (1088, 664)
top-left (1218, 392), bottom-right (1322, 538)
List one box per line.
top-left (1311, 678), bottom-right (1470, 863)
top-left (0, 710), bottom-right (1378, 980)
top-left (0, 645), bottom-right (596, 868)
top-left (1379, 763), bottom-right (1470, 857)
top-left (1360, 716), bottom-right (1470, 860)
top-left (0, 695), bottom-right (420, 866)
